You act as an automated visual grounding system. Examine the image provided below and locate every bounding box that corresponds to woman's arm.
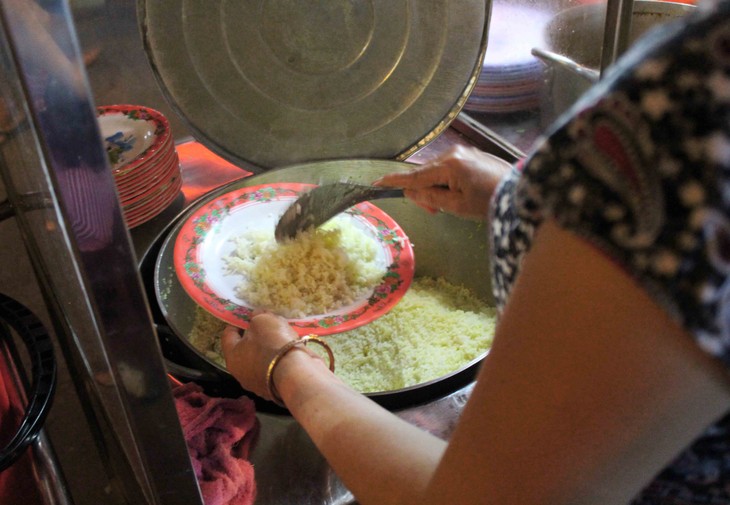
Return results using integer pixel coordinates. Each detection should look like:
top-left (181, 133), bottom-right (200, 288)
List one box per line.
top-left (223, 220), bottom-right (730, 505)
top-left (426, 220), bottom-right (730, 504)
top-left (222, 316), bottom-right (447, 505)
top-left (275, 350), bottom-right (447, 504)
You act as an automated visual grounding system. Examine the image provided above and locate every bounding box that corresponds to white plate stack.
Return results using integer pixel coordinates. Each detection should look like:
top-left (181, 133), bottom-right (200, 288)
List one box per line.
top-left (96, 104), bottom-right (182, 228)
top-left (465, 4), bottom-right (549, 114)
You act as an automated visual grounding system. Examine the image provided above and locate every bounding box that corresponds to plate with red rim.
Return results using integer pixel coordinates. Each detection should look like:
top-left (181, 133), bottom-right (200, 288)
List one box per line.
top-left (123, 171), bottom-right (181, 212)
top-left (123, 174), bottom-right (182, 228)
top-left (172, 182), bottom-right (414, 335)
top-left (122, 171), bottom-right (179, 210)
top-left (113, 142), bottom-right (176, 186)
top-left (117, 152), bottom-right (180, 200)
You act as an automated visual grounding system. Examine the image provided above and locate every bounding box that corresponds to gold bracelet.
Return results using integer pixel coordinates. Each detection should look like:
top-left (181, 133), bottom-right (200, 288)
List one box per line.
top-left (265, 334), bottom-right (335, 407)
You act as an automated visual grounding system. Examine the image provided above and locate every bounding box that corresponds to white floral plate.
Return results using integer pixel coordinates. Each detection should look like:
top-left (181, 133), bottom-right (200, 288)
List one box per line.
top-left (173, 182), bottom-right (414, 335)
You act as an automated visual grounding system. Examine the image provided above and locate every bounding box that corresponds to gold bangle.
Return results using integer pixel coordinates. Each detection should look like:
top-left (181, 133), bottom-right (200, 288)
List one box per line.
top-left (265, 334), bottom-right (335, 407)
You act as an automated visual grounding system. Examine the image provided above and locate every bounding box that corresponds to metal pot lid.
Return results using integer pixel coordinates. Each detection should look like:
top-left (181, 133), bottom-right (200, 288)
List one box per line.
top-left (138, 0), bottom-right (490, 170)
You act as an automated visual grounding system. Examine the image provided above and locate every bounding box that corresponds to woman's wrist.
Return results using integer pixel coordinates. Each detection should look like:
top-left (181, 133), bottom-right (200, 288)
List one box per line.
top-left (268, 339), bottom-right (335, 407)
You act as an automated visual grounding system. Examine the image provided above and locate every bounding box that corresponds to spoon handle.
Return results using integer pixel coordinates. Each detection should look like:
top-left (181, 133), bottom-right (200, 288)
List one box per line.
top-left (275, 183), bottom-right (404, 242)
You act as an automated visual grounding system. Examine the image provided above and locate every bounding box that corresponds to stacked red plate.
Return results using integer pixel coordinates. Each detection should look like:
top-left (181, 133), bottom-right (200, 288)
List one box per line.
top-left (96, 104), bottom-right (182, 228)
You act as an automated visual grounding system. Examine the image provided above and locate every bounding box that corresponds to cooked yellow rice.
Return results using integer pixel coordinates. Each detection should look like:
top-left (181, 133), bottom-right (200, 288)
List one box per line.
top-left (224, 217), bottom-right (385, 318)
top-left (188, 276), bottom-right (497, 393)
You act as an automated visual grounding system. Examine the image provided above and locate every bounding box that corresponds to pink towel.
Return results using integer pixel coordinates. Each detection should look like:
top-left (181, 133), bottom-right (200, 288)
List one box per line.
top-left (173, 382), bottom-right (258, 505)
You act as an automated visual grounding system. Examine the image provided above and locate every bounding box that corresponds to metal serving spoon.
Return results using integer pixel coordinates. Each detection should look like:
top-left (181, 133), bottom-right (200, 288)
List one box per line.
top-left (274, 182), bottom-right (404, 242)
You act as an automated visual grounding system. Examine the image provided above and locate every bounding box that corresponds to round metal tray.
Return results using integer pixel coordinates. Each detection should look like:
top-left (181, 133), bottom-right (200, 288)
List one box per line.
top-left (138, 0), bottom-right (490, 169)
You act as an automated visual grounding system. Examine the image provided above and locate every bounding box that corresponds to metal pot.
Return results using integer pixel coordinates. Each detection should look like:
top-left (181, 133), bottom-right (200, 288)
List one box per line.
top-left (141, 159), bottom-right (494, 414)
top-left (536, 0), bottom-right (695, 127)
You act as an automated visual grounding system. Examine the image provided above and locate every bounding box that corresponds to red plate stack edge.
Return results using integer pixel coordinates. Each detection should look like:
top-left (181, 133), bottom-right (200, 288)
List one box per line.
top-left (96, 104), bottom-right (182, 228)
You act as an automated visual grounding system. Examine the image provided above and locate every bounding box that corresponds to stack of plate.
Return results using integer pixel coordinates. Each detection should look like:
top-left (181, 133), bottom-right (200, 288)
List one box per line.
top-left (465, 4), bottom-right (549, 114)
top-left (96, 104), bottom-right (182, 228)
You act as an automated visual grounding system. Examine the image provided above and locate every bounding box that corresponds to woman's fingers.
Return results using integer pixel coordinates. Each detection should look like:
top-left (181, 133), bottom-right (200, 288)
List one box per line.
top-left (248, 311), bottom-right (295, 338)
top-left (404, 185), bottom-right (455, 214)
top-left (221, 325), bottom-right (243, 356)
top-left (411, 200), bottom-right (439, 214)
top-left (375, 160), bottom-right (459, 215)
top-left (375, 161), bottom-right (450, 190)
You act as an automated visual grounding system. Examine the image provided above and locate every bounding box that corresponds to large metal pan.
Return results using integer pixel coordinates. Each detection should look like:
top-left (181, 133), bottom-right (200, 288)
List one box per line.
top-left (537, 0), bottom-right (695, 127)
top-left (146, 159), bottom-right (495, 413)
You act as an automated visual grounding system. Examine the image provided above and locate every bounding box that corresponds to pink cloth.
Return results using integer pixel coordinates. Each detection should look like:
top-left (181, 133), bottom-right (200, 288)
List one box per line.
top-left (173, 382), bottom-right (258, 505)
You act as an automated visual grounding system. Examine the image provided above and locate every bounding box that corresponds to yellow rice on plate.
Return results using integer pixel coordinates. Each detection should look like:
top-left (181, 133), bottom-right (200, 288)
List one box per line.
top-left (223, 216), bottom-right (387, 319)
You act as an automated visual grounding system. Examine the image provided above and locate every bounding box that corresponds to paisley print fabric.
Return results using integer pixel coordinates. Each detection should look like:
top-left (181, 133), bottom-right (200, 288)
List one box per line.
top-left (490, 1), bottom-right (730, 502)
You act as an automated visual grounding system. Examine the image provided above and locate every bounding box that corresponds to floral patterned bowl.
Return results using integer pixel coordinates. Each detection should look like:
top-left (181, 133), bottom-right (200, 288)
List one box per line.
top-left (97, 104), bottom-right (172, 172)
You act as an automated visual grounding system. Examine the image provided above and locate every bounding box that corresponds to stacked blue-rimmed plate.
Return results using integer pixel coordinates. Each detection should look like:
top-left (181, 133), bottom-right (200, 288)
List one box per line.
top-left (465, 4), bottom-right (550, 114)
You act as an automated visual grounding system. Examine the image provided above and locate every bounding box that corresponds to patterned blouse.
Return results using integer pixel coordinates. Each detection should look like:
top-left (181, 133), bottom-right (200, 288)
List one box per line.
top-left (490, 1), bottom-right (730, 502)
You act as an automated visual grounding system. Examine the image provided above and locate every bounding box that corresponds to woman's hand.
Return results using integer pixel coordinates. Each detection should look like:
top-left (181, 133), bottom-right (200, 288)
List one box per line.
top-left (221, 312), bottom-right (298, 401)
top-left (374, 145), bottom-right (512, 220)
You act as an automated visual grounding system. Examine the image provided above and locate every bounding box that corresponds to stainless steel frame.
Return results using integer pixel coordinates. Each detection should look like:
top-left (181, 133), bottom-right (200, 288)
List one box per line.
top-left (0, 0), bottom-right (202, 503)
